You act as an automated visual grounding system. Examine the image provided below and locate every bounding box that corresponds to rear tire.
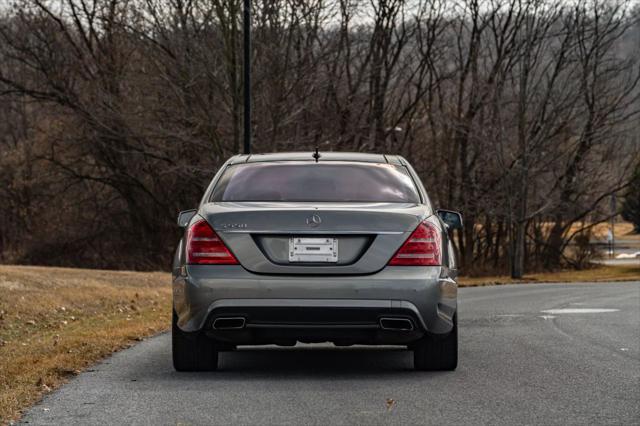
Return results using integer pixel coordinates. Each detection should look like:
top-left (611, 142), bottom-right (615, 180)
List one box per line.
top-left (413, 313), bottom-right (457, 371)
top-left (172, 309), bottom-right (219, 371)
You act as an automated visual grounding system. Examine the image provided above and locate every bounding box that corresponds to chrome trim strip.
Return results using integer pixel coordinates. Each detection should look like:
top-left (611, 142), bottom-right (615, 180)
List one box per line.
top-left (217, 230), bottom-right (404, 235)
top-left (212, 317), bottom-right (246, 330)
top-left (379, 317), bottom-right (414, 331)
top-left (246, 323), bottom-right (380, 329)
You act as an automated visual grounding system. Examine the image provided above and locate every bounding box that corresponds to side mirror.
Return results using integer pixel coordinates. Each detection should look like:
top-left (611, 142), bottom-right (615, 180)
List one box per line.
top-left (177, 209), bottom-right (197, 227)
top-left (436, 209), bottom-right (463, 230)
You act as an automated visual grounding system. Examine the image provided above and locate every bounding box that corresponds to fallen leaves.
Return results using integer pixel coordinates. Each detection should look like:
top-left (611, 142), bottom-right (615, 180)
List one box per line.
top-left (35, 378), bottom-right (51, 393)
top-left (385, 398), bottom-right (396, 411)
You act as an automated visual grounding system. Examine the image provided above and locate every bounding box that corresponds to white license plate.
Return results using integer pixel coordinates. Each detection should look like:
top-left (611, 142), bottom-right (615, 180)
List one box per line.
top-left (289, 237), bottom-right (338, 263)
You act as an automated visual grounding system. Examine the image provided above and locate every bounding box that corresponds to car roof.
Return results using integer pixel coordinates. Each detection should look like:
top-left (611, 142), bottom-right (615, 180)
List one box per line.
top-left (227, 152), bottom-right (405, 165)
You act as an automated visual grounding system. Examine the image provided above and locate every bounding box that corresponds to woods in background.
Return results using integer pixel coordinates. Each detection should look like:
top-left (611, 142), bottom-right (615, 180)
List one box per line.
top-left (0, 0), bottom-right (639, 276)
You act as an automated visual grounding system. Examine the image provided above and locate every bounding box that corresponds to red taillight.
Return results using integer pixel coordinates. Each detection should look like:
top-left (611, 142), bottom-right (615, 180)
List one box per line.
top-left (388, 221), bottom-right (442, 266)
top-left (186, 219), bottom-right (239, 265)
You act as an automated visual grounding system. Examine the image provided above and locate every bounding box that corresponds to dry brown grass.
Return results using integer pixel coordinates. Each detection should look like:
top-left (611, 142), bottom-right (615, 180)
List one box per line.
top-left (458, 265), bottom-right (640, 287)
top-left (580, 221), bottom-right (640, 242)
top-left (472, 221), bottom-right (639, 242)
top-left (0, 265), bottom-right (171, 424)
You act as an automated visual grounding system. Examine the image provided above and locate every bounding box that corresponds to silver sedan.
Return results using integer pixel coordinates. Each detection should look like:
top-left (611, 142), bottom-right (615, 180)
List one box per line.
top-left (172, 152), bottom-right (463, 371)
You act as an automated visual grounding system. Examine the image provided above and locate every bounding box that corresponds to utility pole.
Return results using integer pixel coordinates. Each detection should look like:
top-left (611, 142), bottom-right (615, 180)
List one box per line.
top-left (243, 0), bottom-right (251, 154)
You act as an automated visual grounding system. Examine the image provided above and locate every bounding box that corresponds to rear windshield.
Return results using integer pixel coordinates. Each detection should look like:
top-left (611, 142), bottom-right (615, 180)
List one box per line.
top-left (210, 162), bottom-right (420, 203)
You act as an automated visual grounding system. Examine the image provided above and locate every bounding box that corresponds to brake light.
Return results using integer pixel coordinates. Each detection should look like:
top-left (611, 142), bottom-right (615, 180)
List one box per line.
top-left (388, 221), bottom-right (441, 266)
top-left (186, 219), bottom-right (239, 265)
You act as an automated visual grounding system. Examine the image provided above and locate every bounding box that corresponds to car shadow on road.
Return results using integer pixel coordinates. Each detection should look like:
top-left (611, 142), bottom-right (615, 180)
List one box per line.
top-left (119, 338), bottom-right (452, 383)
top-left (215, 346), bottom-right (414, 376)
top-left (126, 345), bottom-right (447, 383)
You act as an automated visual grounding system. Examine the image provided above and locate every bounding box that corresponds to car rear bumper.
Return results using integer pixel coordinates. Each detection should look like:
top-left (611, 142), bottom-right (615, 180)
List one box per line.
top-left (173, 265), bottom-right (457, 344)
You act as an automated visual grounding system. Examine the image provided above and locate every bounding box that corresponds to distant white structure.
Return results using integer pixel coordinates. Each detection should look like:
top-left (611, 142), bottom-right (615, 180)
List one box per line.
top-left (616, 252), bottom-right (640, 259)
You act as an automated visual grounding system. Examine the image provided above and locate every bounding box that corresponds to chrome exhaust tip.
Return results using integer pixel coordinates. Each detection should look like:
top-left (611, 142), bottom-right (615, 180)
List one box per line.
top-left (379, 317), bottom-right (414, 331)
top-left (212, 317), bottom-right (246, 330)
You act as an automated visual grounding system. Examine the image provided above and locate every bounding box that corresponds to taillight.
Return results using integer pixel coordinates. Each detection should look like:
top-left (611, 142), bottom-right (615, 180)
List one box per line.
top-left (388, 221), bottom-right (441, 266)
top-left (186, 219), bottom-right (239, 265)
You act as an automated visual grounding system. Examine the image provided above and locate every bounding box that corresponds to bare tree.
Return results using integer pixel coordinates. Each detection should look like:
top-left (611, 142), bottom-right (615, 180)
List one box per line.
top-left (0, 0), bottom-right (637, 271)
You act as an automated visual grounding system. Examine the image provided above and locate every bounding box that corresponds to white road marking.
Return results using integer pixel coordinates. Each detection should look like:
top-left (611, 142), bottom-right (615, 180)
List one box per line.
top-left (540, 308), bottom-right (620, 314)
top-left (539, 315), bottom-right (556, 320)
top-left (496, 314), bottom-right (524, 318)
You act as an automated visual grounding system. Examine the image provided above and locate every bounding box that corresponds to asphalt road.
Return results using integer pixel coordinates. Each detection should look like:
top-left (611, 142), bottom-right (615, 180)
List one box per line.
top-left (21, 282), bottom-right (640, 425)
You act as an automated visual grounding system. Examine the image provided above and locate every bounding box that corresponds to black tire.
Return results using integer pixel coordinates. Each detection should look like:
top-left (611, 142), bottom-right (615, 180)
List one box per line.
top-left (413, 314), bottom-right (457, 371)
top-left (172, 309), bottom-right (219, 371)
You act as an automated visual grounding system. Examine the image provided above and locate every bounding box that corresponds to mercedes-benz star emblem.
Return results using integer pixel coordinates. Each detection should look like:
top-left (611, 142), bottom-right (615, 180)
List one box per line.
top-left (306, 214), bottom-right (322, 227)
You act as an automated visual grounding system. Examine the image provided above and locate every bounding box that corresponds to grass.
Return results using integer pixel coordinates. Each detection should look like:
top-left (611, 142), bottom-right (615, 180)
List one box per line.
top-left (1, 262), bottom-right (638, 424)
top-left (0, 265), bottom-right (171, 424)
top-left (571, 221), bottom-right (640, 243)
top-left (458, 265), bottom-right (640, 287)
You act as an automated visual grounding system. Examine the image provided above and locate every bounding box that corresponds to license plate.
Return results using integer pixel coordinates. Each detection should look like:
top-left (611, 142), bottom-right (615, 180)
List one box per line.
top-left (289, 237), bottom-right (338, 263)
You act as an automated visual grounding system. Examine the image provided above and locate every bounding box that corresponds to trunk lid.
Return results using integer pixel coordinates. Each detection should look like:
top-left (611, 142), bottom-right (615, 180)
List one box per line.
top-left (200, 202), bottom-right (429, 275)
